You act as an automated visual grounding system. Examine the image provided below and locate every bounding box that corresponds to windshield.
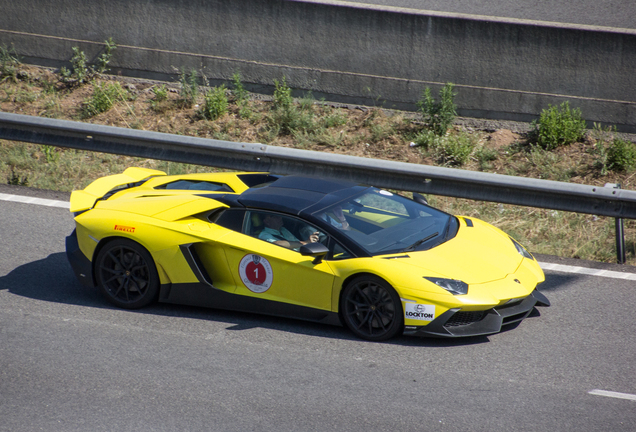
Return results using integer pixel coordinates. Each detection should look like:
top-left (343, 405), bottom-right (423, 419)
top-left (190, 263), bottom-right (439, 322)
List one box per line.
top-left (315, 188), bottom-right (455, 255)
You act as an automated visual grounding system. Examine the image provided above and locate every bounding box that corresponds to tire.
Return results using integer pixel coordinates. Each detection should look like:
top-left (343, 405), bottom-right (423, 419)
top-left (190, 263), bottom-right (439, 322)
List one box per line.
top-left (95, 238), bottom-right (159, 309)
top-left (340, 275), bottom-right (403, 341)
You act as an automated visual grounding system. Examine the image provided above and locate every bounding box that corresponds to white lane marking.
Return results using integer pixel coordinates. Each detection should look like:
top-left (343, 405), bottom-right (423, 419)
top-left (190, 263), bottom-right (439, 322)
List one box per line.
top-left (588, 389), bottom-right (636, 401)
top-left (0, 193), bottom-right (70, 209)
top-left (540, 262), bottom-right (636, 281)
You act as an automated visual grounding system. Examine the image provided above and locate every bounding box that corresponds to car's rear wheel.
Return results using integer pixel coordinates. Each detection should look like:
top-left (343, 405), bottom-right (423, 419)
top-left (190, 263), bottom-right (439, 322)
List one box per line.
top-left (341, 275), bottom-right (403, 341)
top-left (95, 238), bottom-right (159, 309)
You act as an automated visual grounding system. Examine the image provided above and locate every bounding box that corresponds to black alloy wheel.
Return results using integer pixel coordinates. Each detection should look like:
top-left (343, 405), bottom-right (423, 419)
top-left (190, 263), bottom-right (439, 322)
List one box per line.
top-left (95, 238), bottom-right (159, 309)
top-left (341, 275), bottom-right (403, 341)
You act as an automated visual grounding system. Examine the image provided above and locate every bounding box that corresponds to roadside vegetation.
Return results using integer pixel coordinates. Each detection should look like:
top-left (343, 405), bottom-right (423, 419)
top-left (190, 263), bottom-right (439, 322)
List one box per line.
top-left (2, 42), bottom-right (636, 264)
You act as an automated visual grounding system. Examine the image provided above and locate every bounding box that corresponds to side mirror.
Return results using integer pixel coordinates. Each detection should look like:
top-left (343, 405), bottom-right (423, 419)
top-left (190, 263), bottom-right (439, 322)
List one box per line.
top-left (413, 192), bottom-right (428, 205)
top-left (299, 243), bottom-right (330, 264)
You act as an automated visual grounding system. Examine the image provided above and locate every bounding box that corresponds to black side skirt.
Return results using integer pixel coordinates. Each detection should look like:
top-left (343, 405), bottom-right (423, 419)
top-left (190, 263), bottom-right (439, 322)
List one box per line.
top-left (159, 282), bottom-right (342, 326)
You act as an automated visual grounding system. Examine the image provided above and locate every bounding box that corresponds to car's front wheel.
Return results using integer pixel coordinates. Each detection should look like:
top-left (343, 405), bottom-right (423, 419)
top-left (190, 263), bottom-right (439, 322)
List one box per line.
top-left (341, 275), bottom-right (403, 341)
top-left (95, 238), bottom-right (159, 309)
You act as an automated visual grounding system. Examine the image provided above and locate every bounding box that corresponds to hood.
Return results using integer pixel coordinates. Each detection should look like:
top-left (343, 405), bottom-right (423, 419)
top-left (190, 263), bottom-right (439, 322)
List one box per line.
top-left (395, 218), bottom-right (522, 284)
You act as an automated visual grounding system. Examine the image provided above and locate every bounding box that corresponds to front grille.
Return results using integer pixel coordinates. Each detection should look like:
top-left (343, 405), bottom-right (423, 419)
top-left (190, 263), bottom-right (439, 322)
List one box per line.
top-left (444, 311), bottom-right (486, 327)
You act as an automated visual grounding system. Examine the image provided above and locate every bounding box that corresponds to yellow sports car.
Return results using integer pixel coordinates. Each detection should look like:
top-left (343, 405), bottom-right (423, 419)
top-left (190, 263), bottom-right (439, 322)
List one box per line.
top-left (66, 167), bottom-right (549, 341)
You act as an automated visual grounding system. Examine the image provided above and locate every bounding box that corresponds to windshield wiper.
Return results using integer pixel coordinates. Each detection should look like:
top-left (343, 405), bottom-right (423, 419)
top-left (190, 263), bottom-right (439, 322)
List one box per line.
top-left (404, 232), bottom-right (439, 252)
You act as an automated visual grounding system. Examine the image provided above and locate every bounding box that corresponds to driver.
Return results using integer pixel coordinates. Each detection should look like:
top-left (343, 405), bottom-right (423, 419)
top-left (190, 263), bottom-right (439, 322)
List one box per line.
top-left (259, 214), bottom-right (319, 250)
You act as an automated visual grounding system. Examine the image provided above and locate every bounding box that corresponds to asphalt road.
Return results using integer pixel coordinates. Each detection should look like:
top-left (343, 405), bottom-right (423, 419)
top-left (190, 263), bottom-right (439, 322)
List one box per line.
top-left (1, 186), bottom-right (635, 431)
top-left (321, 0), bottom-right (636, 29)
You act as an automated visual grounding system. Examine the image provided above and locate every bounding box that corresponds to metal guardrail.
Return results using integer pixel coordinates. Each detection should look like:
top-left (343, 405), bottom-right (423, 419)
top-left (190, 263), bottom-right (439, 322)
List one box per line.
top-left (0, 110), bottom-right (634, 262)
top-left (2, 111), bottom-right (636, 217)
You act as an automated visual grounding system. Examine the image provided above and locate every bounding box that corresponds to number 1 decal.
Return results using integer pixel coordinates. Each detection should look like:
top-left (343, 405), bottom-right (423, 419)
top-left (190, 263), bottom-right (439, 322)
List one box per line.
top-left (238, 254), bottom-right (273, 293)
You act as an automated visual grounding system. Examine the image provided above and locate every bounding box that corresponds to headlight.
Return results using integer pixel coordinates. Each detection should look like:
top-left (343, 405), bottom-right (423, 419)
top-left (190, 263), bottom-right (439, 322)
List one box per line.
top-left (511, 237), bottom-right (534, 260)
top-left (424, 277), bottom-right (468, 295)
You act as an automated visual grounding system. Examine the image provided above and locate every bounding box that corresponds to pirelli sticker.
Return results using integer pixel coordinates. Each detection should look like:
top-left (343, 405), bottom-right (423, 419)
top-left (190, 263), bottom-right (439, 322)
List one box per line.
top-left (404, 303), bottom-right (435, 321)
top-left (114, 225), bottom-right (135, 233)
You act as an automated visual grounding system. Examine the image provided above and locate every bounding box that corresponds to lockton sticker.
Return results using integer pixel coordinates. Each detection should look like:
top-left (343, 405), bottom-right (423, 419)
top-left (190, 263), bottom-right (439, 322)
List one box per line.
top-left (404, 303), bottom-right (435, 321)
top-left (239, 254), bottom-right (273, 293)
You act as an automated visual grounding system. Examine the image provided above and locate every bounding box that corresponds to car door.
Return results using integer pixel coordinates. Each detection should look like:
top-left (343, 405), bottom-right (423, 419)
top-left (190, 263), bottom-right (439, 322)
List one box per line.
top-left (221, 211), bottom-right (335, 311)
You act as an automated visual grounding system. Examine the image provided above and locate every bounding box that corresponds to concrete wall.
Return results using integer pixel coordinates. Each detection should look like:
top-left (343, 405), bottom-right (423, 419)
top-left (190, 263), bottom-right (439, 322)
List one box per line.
top-left (1, 0), bottom-right (635, 131)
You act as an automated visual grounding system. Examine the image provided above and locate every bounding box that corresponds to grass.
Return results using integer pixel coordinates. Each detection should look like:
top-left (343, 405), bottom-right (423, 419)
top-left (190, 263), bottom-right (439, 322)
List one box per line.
top-left (2, 61), bottom-right (636, 265)
top-left (81, 82), bottom-right (129, 118)
top-left (0, 141), bottom-right (220, 191)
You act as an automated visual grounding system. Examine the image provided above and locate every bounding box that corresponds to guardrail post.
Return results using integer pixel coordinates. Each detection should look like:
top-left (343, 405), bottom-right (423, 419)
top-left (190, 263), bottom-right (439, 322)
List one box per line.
top-left (606, 183), bottom-right (626, 264)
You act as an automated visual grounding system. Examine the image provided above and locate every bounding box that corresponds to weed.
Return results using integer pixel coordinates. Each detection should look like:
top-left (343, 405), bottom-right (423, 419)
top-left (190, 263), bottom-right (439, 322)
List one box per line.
top-left (273, 77), bottom-right (293, 110)
top-left (531, 102), bottom-right (586, 150)
top-left (436, 133), bottom-right (475, 166)
top-left (410, 129), bottom-right (431, 149)
top-left (319, 107), bottom-right (347, 128)
top-left (607, 137), bottom-right (636, 172)
top-left (148, 84), bottom-right (171, 113)
top-left (201, 85), bottom-right (228, 120)
top-left (299, 93), bottom-right (314, 111)
top-left (589, 123), bottom-right (636, 175)
top-left (95, 37), bottom-right (117, 74)
top-left (232, 72), bottom-right (248, 104)
top-left (312, 129), bottom-right (346, 147)
top-left (81, 81), bottom-right (127, 118)
top-left (269, 78), bottom-right (317, 135)
top-left (152, 85), bottom-right (168, 102)
top-left (591, 123), bottom-right (612, 175)
top-left (527, 146), bottom-right (574, 180)
top-left (40, 79), bottom-right (58, 95)
top-left (42, 145), bottom-right (59, 163)
top-left (474, 146), bottom-right (498, 170)
top-left (60, 47), bottom-right (91, 85)
top-left (363, 86), bottom-right (385, 107)
top-left (369, 122), bottom-right (394, 143)
top-left (270, 106), bottom-right (316, 135)
top-left (413, 129), bottom-right (475, 166)
top-left (231, 73), bottom-right (252, 118)
top-left (59, 38), bottom-right (117, 86)
top-left (178, 68), bottom-right (199, 107)
top-left (7, 168), bottom-right (28, 186)
top-left (417, 83), bottom-right (457, 136)
top-left (12, 88), bottom-right (37, 104)
top-left (0, 44), bottom-right (21, 83)
top-left (42, 97), bottom-right (63, 118)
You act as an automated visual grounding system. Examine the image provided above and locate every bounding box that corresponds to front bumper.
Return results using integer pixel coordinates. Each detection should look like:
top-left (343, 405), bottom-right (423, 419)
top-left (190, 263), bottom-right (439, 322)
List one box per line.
top-left (65, 229), bottom-right (95, 288)
top-left (403, 290), bottom-right (550, 338)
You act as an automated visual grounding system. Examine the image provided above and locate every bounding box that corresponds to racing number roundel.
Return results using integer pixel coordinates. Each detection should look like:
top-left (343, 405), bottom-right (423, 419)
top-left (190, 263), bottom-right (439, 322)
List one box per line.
top-left (239, 254), bottom-right (273, 293)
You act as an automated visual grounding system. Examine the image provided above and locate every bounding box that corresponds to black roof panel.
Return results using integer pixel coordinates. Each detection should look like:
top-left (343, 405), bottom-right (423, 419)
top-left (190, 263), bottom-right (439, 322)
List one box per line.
top-left (238, 187), bottom-right (324, 214)
top-left (206, 176), bottom-right (365, 215)
top-left (265, 176), bottom-right (357, 194)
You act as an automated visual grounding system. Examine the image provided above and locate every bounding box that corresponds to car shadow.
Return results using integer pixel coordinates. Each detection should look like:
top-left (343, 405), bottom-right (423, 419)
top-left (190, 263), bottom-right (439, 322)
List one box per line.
top-left (1, 252), bottom-right (572, 347)
top-left (537, 272), bottom-right (583, 292)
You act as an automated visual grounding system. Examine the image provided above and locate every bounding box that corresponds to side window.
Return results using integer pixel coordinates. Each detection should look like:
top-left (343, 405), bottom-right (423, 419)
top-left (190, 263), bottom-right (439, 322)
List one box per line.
top-left (247, 211), bottom-right (326, 252)
top-left (156, 180), bottom-right (234, 192)
top-left (211, 209), bottom-right (245, 232)
top-left (328, 238), bottom-right (354, 261)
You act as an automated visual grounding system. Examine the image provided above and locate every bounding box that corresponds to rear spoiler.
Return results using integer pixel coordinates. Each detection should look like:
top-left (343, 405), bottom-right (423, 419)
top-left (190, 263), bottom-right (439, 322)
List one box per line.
top-left (70, 167), bottom-right (166, 213)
